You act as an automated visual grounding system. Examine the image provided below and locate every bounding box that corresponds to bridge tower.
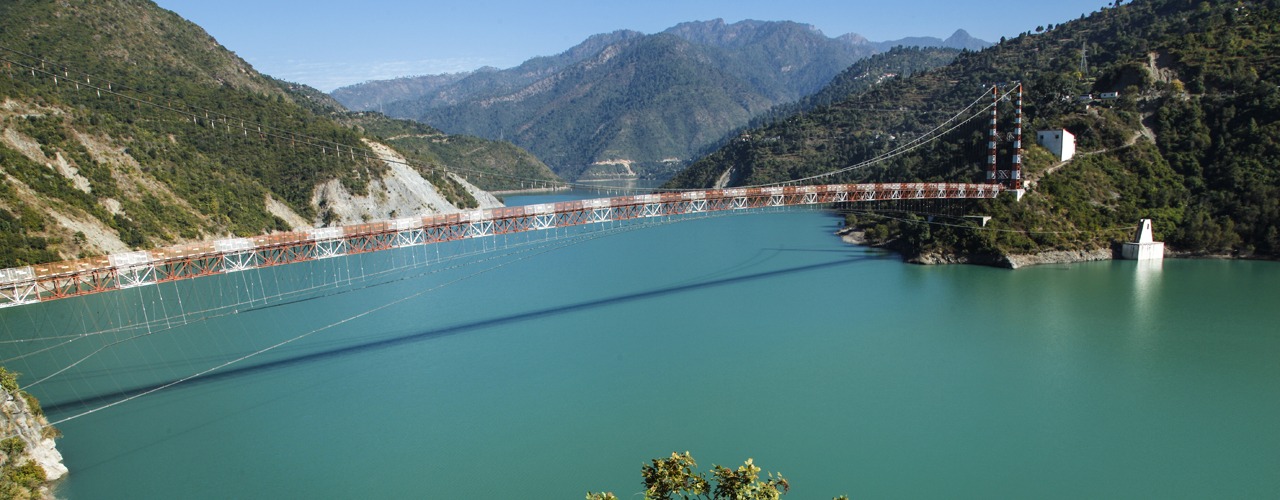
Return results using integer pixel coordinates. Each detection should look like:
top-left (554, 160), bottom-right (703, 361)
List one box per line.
top-left (987, 84), bottom-right (999, 184)
top-left (1012, 82), bottom-right (1024, 190)
top-left (985, 82), bottom-right (1026, 199)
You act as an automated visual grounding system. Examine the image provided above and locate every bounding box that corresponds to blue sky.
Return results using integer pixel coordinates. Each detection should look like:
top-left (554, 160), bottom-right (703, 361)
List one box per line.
top-left (153, 0), bottom-right (1111, 91)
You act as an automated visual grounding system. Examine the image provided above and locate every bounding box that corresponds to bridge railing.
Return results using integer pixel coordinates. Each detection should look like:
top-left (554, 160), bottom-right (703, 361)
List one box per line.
top-left (0, 183), bottom-right (1000, 308)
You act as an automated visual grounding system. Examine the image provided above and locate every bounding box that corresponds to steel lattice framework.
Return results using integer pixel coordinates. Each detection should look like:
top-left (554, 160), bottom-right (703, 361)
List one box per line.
top-left (0, 182), bottom-right (1000, 308)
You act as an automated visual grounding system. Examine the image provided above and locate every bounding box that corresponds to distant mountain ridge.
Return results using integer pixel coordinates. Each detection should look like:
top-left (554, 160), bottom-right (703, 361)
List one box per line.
top-left (844, 29), bottom-right (993, 53)
top-left (332, 20), bottom-right (989, 180)
top-left (865, 28), bottom-right (993, 52)
top-left (332, 29), bottom-right (646, 113)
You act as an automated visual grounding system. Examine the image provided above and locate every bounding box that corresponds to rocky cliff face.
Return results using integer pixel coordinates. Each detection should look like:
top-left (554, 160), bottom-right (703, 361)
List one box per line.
top-left (1, 384), bottom-right (66, 499)
top-left (311, 139), bottom-right (502, 225)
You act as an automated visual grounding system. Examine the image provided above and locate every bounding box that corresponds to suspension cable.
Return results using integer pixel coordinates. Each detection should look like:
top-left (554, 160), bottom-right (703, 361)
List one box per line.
top-left (746, 85), bottom-right (1019, 188)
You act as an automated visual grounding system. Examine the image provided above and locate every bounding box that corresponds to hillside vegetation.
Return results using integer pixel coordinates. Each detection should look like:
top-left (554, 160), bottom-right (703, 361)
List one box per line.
top-left (0, 0), bottom-right (552, 268)
top-left (276, 79), bottom-right (559, 193)
top-left (667, 0), bottom-right (1280, 260)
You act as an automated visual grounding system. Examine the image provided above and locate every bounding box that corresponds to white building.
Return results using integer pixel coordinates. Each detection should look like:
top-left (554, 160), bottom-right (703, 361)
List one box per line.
top-left (1036, 129), bottom-right (1076, 162)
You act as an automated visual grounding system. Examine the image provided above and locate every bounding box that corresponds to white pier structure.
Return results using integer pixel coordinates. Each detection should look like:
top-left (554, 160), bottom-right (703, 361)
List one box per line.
top-left (1122, 219), bottom-right (1164, 261)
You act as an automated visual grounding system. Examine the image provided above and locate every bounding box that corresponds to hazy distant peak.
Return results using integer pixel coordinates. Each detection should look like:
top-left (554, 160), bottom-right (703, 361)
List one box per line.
top-left (843, 28), bottom-right (991, 52)
top-left (662, 19), bottom-right (824, 46)
top-left (943, 29), bottom-right (989, 51)
top-left (582, 29), bottom-right (646, 44)
top-left (554, 29), bottom-right (645, 60)
top-left (838, 33), bottom-right (871, 45)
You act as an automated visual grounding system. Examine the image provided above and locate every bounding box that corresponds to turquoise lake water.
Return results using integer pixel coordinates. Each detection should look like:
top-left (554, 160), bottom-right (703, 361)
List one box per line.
top-left (3, 196), bottom-right (1278, 498)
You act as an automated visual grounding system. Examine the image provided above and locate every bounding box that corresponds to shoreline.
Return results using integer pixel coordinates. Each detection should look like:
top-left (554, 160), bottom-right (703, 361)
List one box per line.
top-left (836, 228), bottom-right (1272, 269)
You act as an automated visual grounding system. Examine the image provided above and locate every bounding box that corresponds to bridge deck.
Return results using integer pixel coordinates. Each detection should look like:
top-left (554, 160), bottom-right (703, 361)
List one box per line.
top-left (0, 183), bottom-right (1001, 307)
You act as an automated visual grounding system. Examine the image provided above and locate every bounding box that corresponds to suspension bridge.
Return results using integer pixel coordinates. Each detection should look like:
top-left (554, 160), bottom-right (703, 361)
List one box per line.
top-left (0, 75), bottom-right (1031, 310)
top-left (0, 182), bottom-right (1005, 309)
top-left (1, 45), bottom-right (1034, 425)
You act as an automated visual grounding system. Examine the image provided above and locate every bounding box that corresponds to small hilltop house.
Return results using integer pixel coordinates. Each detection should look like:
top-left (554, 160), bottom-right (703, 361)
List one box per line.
top-left (1036, 129), bottom-right (1076, 162)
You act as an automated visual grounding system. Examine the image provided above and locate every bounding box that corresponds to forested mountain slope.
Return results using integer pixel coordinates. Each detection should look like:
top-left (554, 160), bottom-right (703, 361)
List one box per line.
top-left (277, 78), bottom-right (559, 193)
top-left (0, 0), bottom-right (553, 268)
top-left (667, 0), bottom-right (1280, 260)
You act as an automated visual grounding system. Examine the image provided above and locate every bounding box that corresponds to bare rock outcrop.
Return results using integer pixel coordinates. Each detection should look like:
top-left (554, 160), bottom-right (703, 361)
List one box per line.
top-left (312, 139), bottom-right (504, 226)
top-left (1, 380), bottom-right (66, 499)
top-left (906, 247), bottom-right (1115, 269)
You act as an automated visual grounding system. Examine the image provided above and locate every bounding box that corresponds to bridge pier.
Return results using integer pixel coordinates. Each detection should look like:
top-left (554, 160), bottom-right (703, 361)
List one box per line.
top-left (1122, 219), bottom-right (1164, 261)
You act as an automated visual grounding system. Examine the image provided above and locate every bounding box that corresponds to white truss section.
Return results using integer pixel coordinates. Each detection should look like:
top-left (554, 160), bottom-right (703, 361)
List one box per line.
top-left (587, 207), bottom-right (611, 223)
top-left (117, 265), bottom-right (157, 288)
top-left (532, 214), bottom-right (556, 230)
top-left (222, 251), bottom-right (259, 273)
top-left (466, 220), bottom-right (494, 238)
top-left (109, 251), bottom-right (157, 288)
top-left (396, 229), bottom-right (425, 247)
top-left (0, 266), bottom-right (38, 307)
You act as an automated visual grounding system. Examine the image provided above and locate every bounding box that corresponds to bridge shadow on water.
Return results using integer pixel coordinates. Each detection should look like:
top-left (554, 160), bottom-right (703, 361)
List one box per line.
top-left (46, 249), bottom-right (888, 416)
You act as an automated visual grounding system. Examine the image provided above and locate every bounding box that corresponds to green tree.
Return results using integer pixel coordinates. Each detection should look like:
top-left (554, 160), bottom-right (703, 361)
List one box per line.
top-left (591, 451), bottom-right (849, 500)
top-left (710, 458), bottom-right (789, 500)
top-left (641, 451), bottom-right (710, 499)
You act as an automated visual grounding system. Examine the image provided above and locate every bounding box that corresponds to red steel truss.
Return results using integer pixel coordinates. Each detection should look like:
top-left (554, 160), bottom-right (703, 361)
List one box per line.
top-left (0, 183), bottom-right (1000, 307)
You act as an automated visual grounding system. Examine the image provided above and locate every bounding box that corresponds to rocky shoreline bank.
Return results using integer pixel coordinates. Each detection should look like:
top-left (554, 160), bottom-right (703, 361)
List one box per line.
top-left (837, 228), bottom-right (1277, 269)
top-left (915, 248), bottom-right (1116, 269)
top-left (839, 229), bottom-right (1117, 269)
top-left (1, 376), bottom-right (66, 499)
